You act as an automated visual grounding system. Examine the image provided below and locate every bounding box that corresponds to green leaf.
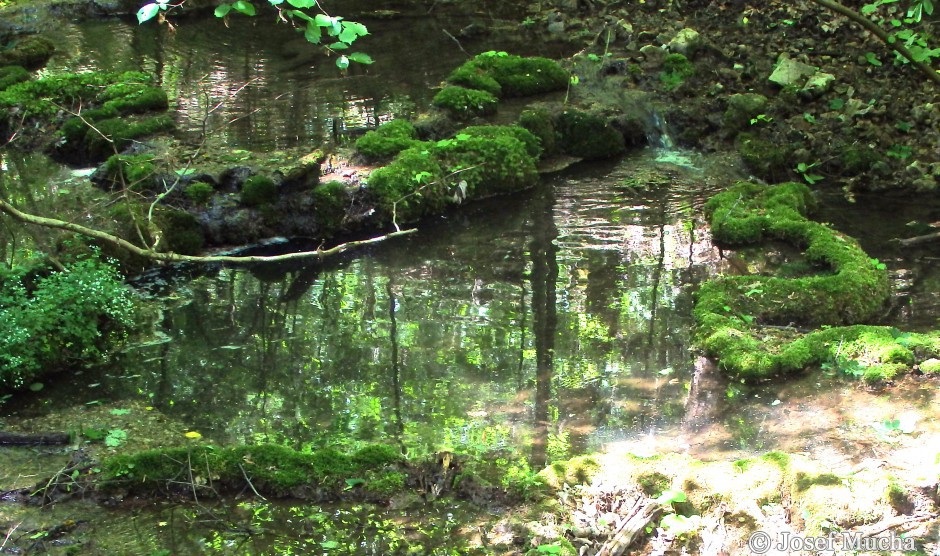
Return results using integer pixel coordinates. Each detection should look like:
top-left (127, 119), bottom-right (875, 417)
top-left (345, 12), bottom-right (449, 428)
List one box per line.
top-left (336, 55), bottom-right (350, 70)
top-left (136, 3), bottom-right (161, 23)
top-left (343, 21), bottom-right (369, 37)
top-left (214, 3), bottom-right (232, 17)
top-left (304, 21), bottom-right (322, 44)
top-left (320, 541), bottom-right (340, 549)
top-left (328, 41), bottom-right (349, 50)
top-left (29, 382), bottom-right (44, 392)
top-left (105, 429), bottom-right (128, 448)
top-left (348, 52), bottom-right (373, 64)
top-left (232, 0), bottom-right (256, 16)
top-left (344, 477), bottom-right (365, 490)
top-left (286, 0), bottom-right (316, 7)
top-left (110, 408), bottom-right (131, 415)
top-left (655, 489), bottom-right (687, 505)
top-left (865, 52), bottom-right (883, 66)
top-left (289, 9), bottom-right (313, 22)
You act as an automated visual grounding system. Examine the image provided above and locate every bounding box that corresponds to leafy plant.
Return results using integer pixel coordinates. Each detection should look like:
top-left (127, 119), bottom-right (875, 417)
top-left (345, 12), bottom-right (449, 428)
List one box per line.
top-left (105, 429), bottom-right (128, 447)
top-left (749, 114), bottom-right (773, 125)
top-left (795, 161), bottom-right (824, 184)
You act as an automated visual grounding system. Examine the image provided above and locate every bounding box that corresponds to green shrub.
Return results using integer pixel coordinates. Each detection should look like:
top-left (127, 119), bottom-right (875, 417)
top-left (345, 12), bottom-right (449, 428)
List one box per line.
top-left (432, 86), bottom-right (498, 118)
top-left (355, 119), bottom-right (424, 160)
top-left (0, 257), bottom-right (137, 390)
top-left (0, 65), bottom-right (29, 91)
top-left (240, 175), bottom-right (278, 207)
top-left (184, 182), bottom-right (215, 205)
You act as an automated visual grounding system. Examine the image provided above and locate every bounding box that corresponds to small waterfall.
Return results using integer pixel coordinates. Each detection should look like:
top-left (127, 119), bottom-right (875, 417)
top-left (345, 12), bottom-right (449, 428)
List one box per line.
top-left (646, 111), bottom-right (676, 150)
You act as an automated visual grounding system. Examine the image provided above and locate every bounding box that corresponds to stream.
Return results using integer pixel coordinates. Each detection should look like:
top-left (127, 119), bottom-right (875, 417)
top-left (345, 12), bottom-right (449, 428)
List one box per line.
top-left (1, 12), bottom-right (939, 555)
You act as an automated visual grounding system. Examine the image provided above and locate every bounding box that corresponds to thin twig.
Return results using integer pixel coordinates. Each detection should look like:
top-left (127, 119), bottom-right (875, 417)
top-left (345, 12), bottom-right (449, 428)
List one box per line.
top-left (238, 463), bottom-right (267, 500)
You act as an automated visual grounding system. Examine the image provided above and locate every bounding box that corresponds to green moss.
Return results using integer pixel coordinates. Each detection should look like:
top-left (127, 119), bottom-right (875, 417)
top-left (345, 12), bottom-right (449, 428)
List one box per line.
top-left (351, 444), bottom-right (402, 468)
top-left (0, 65), bottom-right (29, 91)
top-left (364, 471), bottom-right (406, 495)
top-left (155, 209), bottom-right (205, 255)
top-left (446, 52), bottom-right (568, 98)
top-left (0, 35), bottom-right (55, 69)
top-left (240, 175), bottom-right (278, 207)
top-left (736, 132), bottom-right (792, 182)
top-left (660, 53), bottom-right (694, 90)
top-left (839, 145), bottom-right (882, 175)
top-left (518, 108), bottom-right (558, 156)
top-left (920, 358), bottom-right (940, 374)
top-left (355, 119), bottom-right (424, 160)
top-left (556, 110), bottom-right (625, 160)
top-left (794, 471), bottom-right (841, 492)
top-left (312, 180), bottom-right (348, 232)
top-left (366, 125), bottom-right (539, 225)
top-left (184, 182), bottom-right (215, 205)
top-left (459, 125), bottom-right (542, 159)
top-left (886, 481), bottom-right (910, 513)
top-left (637, 471), bottom-right (671, 495)
top-left (431, 86), bottom-right (498, 118)
top-left (84, 115), bottom-right (175, 161)
top-left (101, 154), bottom-right (157, 190)
top-left (723, 93), bottom-right (769, 130)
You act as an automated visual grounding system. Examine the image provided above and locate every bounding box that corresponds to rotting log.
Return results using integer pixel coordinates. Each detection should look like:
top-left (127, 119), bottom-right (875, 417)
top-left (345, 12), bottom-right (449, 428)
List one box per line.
top-left (0, 431), bottom-right (70, 445)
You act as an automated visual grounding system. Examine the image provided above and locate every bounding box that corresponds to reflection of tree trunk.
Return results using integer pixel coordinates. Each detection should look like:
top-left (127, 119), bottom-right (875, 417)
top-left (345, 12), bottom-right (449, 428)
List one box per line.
top-left (647, 204), bottom-right (667, 352)
top-left (529, 187), bottom-right (559, 468)
top-left (386, 278), bottom-right (406, 454)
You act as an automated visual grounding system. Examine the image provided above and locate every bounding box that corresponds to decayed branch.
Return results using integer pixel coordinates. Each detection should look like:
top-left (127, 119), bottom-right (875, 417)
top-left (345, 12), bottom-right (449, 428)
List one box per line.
top-left (0, 197), bottom-right (415, 265)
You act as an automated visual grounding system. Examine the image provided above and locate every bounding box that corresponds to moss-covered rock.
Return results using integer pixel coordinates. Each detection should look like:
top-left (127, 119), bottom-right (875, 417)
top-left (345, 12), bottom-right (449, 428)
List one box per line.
top-left (446, 52), bottom-right (568, 98)
top-left (736, 132), bottom-right (792, 182)
top-left (81, 115), bottom-right (175, 161)
top-left (555, 110), bottom-right (625, 160)
top-left (431, 85), bottom-right (498, 118)
top-left (0, 65), bottom-right (29, 91)
top-left (660, 53), bottom-right (694, 90)
top-left (155, 208), bottom-right (205, 255)
top-left (184, 182), bottom-right (215, 205)
top-left (723, 93), bottom-right (769, 131)
top-left (518, 108), bottom-right (558, 156)
top-left (694, 181), bottom-right (940, 382)
top-left (95, 153), bottom-right (158, 191)
top-left (0, 35), bottom-right (55, 69)
top-left (355, 119), bottom-right (425, 160)
top-left (240, 175), bottom-right (278, 207)
top-left (312, 180), bottom-right (348, 232)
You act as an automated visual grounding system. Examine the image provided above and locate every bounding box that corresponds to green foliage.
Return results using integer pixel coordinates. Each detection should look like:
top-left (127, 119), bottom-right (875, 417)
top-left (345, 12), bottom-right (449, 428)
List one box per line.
top-left (795, 161), bottom-right (824, 184)
top-left (0, 36), bottom-right (55, 69)
top-left (240, 175), bottom-right (278, 207)
top-left (660, 53), bottom-right (695, 90)
top-left (0, 257), bottom-right (137, 391)
top-left (458, 125), bottom-right (543, 158)
top-left (101, 154), bottom-right (157, 189)
top-left (0, 66), bottom-right (29, 91)
top-left (311, 180), bottom-right (348, 232)
top-left (184, 182), bottom-right (215, 205)
top-left (431, 86), bottom-right (498, 118)
top-left (354, 119), bottom-right (424, 160)
top-left (862, 0), bottom-right (940, 65)
top-left (446, 52), bottom-right (568, 98)
top-left (555, 110), bottom-right (625, 160)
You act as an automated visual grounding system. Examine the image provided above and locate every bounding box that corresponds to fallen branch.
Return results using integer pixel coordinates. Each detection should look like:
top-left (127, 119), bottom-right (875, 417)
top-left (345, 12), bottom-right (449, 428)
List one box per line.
top-left (0, 432), bottom-right (70, 446)
top-left (0, 197), bottom-right (416, 265)
top-left (896, 230), bottom-right (940, 247)
top-left (596, 498), bottom-right (664, 556)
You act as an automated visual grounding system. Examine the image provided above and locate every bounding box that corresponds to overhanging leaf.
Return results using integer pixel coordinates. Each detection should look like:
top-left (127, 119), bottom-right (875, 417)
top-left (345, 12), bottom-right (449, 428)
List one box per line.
top-left (136, 3), bottom-right (161, 23)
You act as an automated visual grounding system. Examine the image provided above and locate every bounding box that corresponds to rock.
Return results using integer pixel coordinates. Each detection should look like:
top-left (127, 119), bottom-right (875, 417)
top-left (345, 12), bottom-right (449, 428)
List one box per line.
top-left (547, 21), bottom-right (566, 35)
top-left (639, 44), bottom-right (666, 69)
top-left (667, 28), bottom-right (701, 56)
top-left (800, 72), bottom-right (835, 99)
top-left (768, 55), bottom-right (818, 88)
top-left (724, 93), bottom-right (769, 131)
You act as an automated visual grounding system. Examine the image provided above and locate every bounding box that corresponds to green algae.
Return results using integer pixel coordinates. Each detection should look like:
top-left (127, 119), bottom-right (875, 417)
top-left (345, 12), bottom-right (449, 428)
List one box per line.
top-left (695, 181), bottom-right (940, 381)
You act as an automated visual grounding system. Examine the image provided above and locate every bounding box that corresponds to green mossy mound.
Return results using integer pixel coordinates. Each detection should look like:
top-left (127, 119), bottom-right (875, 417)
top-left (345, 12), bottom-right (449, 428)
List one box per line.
top-left (155, 209), bottom-right (205, 255)
top-left (518, 108), bottom-right (559, 156)
top-left (355, 119), bottom-right (425, 160)
top-left (312, 180), bottom-right (348, 232)
top-left (184, 181), bottom-right (215, 205)
top-left (446, 52), bottom-right (568, 98)
top-left (0, 65), bottom-right (29, 91)
top-left (102, 443), bottom-right (405, 498)
top-left (0, 71), bottom-right (171, 161)
top-left (431, 85), bottom-right (498, 118)
top-left (736, 132), bottom-right (792, 182)
top-left (0, 35), bottom-right (55, 69)
top-left (366, 125), bottom-right (540, 225)
top-left (660, 53), bottom-right (694, 90)
top-left (555, 110), bottom-right (626, 160)
top-left (97, 153), bottom-right (157, 190)
top-left (240, 175), bottom-right (278, 207)
top-left (695, 181), bottom-right (940, 381)
top-left (106, 201), bottom-right (206, 257)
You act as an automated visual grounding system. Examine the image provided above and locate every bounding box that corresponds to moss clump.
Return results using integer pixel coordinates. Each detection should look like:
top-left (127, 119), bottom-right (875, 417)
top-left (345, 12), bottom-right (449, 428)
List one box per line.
top-left (723, 93), bottom-right (769, 131)
top-left (184, 182), bottom-right (215, 205)
top-left (0, 65), bottom-right (29, 91)
top-left (312, 180), bottom-right (348, 232)
top-left (556, 110), bottom-right (625, 160)
top-left (355, 119), bottom-right (424, 160)
top-left (366, 125), bottom-right (540, 225)
top-left (431, 86), bottom-right (498, 118)
top-left (693, 181), bottom-right (940, 382)
top-left (920, 358), bottom-right (940, 374)
top-left (99, 154), bottom-right (157, 190)
top-left (0, 36), bottom-right (55, 69)
top-left (637, 471), bottom-right (671, 496)
top-left (518, 108), bottom-right (558, 156)
top-left (839, 145), bottom-right (882, 175)
top-left (155, 209), bottom-right (205, 255)
top-left (660, 53), bottom-right (694, 90)
top-left (82, 115), bottom-right (175, 161)
top-left (101, 443), bottom-right (405, 498)
top-left (458, 125), bottom-right (543, 158)
top-left (736, 132), bottom-right (791, 182)
top-left (446, 52), bottom-right (568, 98)
top-left (240, 175), bottom-right (278, 207)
